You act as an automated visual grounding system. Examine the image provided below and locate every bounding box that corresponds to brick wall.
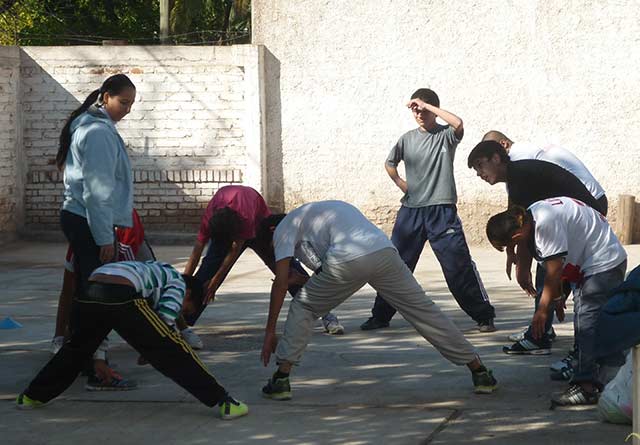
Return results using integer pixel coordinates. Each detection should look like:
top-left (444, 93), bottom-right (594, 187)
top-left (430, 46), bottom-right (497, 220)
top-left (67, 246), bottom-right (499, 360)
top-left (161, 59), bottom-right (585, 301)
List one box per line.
top-left (18, 46), bottom-right (264, 235)
top-left (26, 168), bottom-right (242, 233)
top-left (0, 47), bottom-right (22, 243)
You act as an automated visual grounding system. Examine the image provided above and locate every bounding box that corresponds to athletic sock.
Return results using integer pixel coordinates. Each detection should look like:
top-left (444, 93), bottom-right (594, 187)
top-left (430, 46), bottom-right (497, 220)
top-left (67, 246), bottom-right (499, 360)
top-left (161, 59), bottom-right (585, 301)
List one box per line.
top-left (274, 370), bottom-right (290, 380)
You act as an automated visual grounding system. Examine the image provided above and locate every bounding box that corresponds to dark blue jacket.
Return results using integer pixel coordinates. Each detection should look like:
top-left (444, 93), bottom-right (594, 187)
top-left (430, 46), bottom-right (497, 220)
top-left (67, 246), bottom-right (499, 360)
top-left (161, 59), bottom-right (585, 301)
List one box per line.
top-left (595, 265), bottom-right (640, 357)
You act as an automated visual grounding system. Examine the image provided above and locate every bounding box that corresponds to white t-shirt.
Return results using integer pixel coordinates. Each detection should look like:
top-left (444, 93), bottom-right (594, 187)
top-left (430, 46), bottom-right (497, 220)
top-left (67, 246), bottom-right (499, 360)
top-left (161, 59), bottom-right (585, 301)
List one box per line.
top-left (529, 197), bottom-right (626, 282)
top-left (509, 142), bottom-right (605, 199)
top-left (273, 200), bottom-right (394, 269)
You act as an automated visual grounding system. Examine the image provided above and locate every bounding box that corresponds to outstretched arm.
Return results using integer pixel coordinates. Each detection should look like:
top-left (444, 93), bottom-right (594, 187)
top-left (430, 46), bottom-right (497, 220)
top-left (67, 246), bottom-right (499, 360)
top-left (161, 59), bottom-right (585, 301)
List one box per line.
top-left (514, 241), bottom-right (536, 296)
top-left (204, 239), bottom-right (246, 302)
top-left (184, 240), bottom-right (205, 276)
top-left (531, 258), bottom-right (564, 339)
top-left (261, 257), bottom-right (291, 366)
top-left (407, 98), bottom-right (464, 139)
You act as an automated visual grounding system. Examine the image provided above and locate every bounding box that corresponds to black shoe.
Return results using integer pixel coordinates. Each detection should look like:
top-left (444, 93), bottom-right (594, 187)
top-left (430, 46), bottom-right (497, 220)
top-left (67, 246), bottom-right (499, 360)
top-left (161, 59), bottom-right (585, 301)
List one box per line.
top-left (477, 319), bottom-right (497, 333)
top-left (262, 375), bottom-right (292, 401)
top-left (360, 317), bottom-right (390, 331)
top-left (550, 384), bottom-right (599, 408)
top-left (471, 366), bottom-right (498, 394)
top-left (503, 338), bottom-right (551, 355)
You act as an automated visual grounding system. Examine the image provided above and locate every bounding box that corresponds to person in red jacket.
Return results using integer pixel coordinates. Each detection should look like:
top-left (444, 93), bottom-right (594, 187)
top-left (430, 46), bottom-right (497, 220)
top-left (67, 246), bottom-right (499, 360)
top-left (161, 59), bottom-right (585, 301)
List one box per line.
top-left (183, 185), bottom-right (344, 334)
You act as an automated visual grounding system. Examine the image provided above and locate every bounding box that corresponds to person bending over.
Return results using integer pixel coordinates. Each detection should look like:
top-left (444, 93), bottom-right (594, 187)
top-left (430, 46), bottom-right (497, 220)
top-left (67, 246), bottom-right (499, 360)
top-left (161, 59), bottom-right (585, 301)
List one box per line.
top-left (184, 185), bottom-right (344, 335)
top-left (486, 198), bottom-right (626, 406)
top-left (259, 200), bottom-right (498, 401)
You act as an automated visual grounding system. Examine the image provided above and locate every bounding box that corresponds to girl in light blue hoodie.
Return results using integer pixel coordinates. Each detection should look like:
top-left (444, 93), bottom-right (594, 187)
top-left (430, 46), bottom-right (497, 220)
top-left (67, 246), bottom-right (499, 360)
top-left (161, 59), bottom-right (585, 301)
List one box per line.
top-left (57, 74), bottom-right (136, 294)
top-left (55, 74), bottom-right (136, 388)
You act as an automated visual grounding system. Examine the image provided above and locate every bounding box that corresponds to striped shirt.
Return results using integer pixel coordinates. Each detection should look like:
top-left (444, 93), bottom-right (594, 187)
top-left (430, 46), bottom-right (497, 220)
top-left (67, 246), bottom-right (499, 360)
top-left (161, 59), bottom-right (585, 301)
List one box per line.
top-left (90, 261), bottom-right (185, 324)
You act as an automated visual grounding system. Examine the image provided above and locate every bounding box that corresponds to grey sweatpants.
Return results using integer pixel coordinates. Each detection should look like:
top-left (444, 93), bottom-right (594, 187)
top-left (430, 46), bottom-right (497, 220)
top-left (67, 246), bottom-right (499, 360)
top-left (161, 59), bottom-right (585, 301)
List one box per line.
top-left (276, 247), bottom-right (478, 366)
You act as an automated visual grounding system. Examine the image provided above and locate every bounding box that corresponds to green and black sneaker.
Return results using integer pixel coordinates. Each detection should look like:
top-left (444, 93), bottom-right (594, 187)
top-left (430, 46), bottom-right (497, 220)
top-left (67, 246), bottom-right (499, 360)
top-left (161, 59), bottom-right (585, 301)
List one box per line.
top-left (16, 393), bottom-right (47, 410)
top-left (262, 374), bottom-right (292, 400)
top-left (472, 367), bottom-right (498, 394)
top-left (218, 395), bottom-right (249, 420)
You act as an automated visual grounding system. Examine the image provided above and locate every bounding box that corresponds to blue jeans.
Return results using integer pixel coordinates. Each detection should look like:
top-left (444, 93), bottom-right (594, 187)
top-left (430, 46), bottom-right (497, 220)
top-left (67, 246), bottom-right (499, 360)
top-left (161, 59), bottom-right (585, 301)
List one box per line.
top-left (572, 261), bottom-right (627, 384)
top-left (371, 204), bottom-right (495, 324)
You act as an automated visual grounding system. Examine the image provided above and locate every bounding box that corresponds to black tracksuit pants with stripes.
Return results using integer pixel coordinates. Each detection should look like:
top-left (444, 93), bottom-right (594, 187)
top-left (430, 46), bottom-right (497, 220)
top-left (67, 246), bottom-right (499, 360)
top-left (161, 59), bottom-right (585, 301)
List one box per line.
top-left (24, 283), bottom-right (227, 406)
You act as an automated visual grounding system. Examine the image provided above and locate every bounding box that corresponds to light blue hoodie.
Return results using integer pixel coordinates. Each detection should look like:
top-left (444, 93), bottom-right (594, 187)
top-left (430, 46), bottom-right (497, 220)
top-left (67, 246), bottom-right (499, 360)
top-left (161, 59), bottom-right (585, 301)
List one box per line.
top-left (62, 106), bottom-right (133, 246)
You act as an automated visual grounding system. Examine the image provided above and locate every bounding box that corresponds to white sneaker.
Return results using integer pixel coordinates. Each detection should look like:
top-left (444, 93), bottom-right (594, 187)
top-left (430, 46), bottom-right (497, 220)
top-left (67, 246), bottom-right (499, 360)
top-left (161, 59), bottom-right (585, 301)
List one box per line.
top-left (507, 328), bottom-right (527, 342)
top-left (50, 336), bottom-right (65, 355)
top-left (508, 327), bottom-right (555, 343)
top-left (322, 314), bottom-right (345, 335)
top-left (181, 328), bottom-right (203, 350)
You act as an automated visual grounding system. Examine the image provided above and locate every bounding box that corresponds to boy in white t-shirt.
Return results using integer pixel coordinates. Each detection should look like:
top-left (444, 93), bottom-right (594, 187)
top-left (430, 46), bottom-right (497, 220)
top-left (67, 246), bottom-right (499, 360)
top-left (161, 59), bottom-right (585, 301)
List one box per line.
top-left (486, 197), bottom-right (627, 406)
top-left (258, 200), bottom-right (497, 400)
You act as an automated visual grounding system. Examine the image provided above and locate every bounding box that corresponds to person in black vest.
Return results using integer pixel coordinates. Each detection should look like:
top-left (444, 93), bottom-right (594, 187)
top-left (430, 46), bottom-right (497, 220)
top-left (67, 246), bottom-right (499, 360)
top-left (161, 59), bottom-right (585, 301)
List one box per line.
top-left (467, 140), bottom-right (607, 356)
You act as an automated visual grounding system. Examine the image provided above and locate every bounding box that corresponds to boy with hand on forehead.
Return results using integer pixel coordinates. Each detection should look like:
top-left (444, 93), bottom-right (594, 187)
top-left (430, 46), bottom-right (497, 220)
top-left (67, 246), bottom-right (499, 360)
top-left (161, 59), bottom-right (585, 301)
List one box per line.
top-left (486, 197), bottom-right (626, 406)
top-left (17, 260), bottom-right (248, 420)
top-left (361, 88), bottom-right (495, 333)
top-left (259, 200), bottom-right (497, 401)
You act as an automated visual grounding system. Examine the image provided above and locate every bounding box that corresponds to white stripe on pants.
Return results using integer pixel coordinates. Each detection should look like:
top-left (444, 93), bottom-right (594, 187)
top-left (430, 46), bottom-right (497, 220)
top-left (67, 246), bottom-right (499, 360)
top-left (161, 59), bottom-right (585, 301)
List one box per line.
top-left (276, 247), bottom-right (478, 366)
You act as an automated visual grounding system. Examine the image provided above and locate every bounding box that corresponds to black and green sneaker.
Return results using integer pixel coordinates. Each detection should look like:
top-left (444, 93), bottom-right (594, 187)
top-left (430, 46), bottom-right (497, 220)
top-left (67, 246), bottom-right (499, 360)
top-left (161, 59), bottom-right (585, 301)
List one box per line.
top-left (218, 395), bottom-right (249, 420)
top-left (262, 374), bottom-right (292, 400)
top-left (472, 367), bottom-right (498, 394)
top-left (16, 393), bottom-right (47, 410)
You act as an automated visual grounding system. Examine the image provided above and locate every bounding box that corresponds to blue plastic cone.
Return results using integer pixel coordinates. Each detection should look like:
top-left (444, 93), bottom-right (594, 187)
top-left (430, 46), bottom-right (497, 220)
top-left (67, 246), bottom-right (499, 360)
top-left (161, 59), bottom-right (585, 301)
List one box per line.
top-left (0, 316), bottom-right (23, 329)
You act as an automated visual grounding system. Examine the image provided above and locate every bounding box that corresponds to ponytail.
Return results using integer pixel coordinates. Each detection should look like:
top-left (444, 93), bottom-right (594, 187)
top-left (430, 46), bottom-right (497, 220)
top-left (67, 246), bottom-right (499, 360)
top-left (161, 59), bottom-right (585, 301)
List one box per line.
top-left (56, 73), bottom-right (136, 171)
top-left (56, 89), bottom-right (100, 170)
top-left (486, 206), bottom-right (528, 251)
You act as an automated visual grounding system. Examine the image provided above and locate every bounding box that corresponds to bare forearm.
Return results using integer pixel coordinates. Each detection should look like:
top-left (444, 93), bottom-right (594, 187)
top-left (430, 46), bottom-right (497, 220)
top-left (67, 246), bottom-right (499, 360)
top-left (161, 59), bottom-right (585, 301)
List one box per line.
top-left (422, 103), bottom-right (463, 130)
top-left (539, 262), bottom-right (563, 309)
top-left (385, 164), bottom-right (407, 193)
top-left (184, 241), bottom-right (205, 276)
top-left (265, 282), bottom-right (288, 332)
top-left (209, 240), bottom-right (245, 291)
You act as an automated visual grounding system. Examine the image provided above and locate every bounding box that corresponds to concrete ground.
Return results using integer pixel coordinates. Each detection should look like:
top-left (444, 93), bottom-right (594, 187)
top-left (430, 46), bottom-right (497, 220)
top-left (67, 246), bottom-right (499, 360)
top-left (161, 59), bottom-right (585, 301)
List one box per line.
top-left (0, 241), bottom-right (637, 445)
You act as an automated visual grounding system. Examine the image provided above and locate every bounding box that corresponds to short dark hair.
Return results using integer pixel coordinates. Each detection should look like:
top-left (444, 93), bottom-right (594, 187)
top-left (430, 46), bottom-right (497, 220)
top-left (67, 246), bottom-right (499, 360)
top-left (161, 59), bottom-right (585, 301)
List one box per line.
top-left (467, 140), bottom-right (510, 168)
top-left (410, 88), bottom-right (439, 107)
top-left (486, 206), bottom-right (528, 250)
top-left (257, 213), bottom-right (287, 244)
top-left (209, 207), bottom-right (241, 247)
top-left (181, 274), bottom-right (204, 307)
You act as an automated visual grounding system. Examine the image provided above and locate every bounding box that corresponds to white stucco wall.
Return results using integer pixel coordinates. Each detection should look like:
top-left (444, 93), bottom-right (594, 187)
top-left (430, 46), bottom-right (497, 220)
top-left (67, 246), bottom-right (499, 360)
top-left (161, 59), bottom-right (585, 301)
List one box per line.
top-left (253, 0), bottom-right (640, 243)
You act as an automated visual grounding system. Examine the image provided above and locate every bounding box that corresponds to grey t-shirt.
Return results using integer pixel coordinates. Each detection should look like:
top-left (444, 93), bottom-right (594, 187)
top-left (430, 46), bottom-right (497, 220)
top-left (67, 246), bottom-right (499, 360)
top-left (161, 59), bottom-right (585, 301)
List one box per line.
top-left (386, 125), bottom-right (461, 207)
top-left (273, 200), bottom-right (394, 269)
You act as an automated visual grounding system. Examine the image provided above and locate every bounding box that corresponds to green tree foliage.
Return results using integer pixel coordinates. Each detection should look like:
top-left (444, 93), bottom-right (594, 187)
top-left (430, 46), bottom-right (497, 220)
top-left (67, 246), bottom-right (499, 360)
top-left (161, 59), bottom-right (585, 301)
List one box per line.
top-left (170, 0), bottom-right (250, 44)
top-left (0, 0), bottom-right (250, 45)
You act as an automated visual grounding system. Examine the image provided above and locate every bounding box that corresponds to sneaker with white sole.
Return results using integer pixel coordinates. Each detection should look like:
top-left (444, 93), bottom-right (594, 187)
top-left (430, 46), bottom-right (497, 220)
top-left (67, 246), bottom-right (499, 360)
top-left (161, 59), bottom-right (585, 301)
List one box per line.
top-left (551, 384), bottom-right (599, 408)
top-left (503, 338), bottom-right (551, 355)
top-left (50, 336), bottom-right (65, 355)
top-left (322, 314), bottom-right (345, 335)
top-left (181, 327), bottom-right (204, 350)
